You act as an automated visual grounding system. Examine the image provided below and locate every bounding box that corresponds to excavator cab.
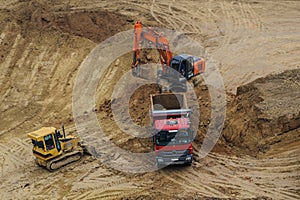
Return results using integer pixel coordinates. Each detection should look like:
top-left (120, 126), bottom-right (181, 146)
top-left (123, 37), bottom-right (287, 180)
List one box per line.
top-left (28, 126), bottom-right (83, 171)
top-left (170, 54), bottom-right (200, 80)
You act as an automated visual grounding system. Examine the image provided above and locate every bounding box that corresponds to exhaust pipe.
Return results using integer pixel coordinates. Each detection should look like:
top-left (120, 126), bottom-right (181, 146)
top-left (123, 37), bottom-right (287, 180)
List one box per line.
top-left (62, 124), bottom-right (66, 139)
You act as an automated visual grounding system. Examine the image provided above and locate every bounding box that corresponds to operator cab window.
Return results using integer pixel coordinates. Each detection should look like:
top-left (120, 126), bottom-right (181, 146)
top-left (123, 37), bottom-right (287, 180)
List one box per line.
top-left (31, 139), bottom-right (44, 149)
top-left (44, 134), bottom-right (55, 150)
top-left (170, 59), bottom-right (180, 71)
top-left (179, 60), bottom-right (186, 76)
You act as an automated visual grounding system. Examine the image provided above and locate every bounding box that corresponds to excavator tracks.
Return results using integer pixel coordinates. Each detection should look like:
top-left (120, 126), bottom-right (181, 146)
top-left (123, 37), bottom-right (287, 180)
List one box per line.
top-left (46, 150), bottom-right (83, 171)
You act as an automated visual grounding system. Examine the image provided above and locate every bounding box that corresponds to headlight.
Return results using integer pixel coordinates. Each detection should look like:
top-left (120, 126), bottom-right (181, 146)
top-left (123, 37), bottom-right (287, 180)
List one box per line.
top-left (186, 157), bottom-right (191, 161)
top-left (157, 158), bottom-right (164, 162)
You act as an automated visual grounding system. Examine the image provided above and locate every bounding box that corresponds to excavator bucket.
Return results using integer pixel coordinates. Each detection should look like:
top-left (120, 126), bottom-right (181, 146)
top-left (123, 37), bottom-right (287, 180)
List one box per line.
top-left (132, 64), bottom-right (157, 80)
top-left (156, 69), bottom-right (188, 93)
top-left (169, 82), bottom-right (187, 93)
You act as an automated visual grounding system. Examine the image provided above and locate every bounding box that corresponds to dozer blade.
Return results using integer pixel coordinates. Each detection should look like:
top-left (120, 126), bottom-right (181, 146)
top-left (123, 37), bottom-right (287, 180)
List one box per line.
top-left (80, 142), bottom-right (96, 156)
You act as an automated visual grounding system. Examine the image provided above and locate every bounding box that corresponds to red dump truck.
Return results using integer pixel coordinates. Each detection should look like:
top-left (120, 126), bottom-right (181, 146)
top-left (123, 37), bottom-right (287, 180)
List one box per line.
top-left (150, 93), bottom-right (194, 167)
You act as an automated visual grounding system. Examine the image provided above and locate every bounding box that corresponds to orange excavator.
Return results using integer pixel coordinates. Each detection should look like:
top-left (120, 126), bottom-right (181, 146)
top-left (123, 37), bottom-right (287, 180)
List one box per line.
top-left (131, 20), bottom-right (205, 80)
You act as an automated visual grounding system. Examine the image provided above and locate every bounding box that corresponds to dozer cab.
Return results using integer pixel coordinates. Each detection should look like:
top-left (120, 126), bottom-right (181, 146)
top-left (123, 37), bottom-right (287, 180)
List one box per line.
top-left (27, 126), bottom-right (83, 171)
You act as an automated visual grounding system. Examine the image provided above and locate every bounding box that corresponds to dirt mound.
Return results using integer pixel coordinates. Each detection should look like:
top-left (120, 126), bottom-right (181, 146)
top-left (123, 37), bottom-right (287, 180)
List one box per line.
top-left (32, 10), bottom-right (129, 43)
top-left (223, 69), bottom-right (300, 155)
top-left (129, 84), bottom-right (160, 126)
top-left (12, 0), bottom-right (130, 43)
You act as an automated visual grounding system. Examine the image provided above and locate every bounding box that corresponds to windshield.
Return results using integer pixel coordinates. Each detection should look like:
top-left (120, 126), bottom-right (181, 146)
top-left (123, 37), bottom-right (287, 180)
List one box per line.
top-left (32, 139), bottom-right (44, 149)
top-left (44, 134), bottom-right (55, 150)
top-left (170, 60), bottom-right (180, 71)
top-left (155, 129), bottom-right (192, 146)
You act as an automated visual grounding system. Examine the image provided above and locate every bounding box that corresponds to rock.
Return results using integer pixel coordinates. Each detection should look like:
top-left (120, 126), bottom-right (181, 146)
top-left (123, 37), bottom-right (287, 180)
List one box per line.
top-left (146, 55), bottom-right (152, 61)
top-left (126, 19), bottom-right (134, 23)
top-left (23, 183), bottom-right (30, 188)
top-left (115, 59), bottom-right (120, 66)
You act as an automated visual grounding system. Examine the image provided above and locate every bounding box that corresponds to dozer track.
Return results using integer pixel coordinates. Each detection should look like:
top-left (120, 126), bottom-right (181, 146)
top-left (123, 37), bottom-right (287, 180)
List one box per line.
top-left (46, 150), bottom-right (83, 171)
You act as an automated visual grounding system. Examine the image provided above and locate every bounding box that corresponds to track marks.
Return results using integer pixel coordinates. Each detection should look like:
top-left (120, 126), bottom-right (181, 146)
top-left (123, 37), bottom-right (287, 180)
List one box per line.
top-left (200, 152), bottom-right (300, 199)
top-left (162, 168), bottom-right (228, 198)
top-left (68, 166), bottom-right (142, 200)
top-left (0, 33), bottom-right (22, 88)
top-left (0, 138), bottom-right (32, 176)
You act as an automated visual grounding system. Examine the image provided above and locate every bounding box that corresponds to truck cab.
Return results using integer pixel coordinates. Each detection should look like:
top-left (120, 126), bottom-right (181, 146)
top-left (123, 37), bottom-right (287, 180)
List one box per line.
top-left (150, 93), bottom-right (194, 167)
top-left (153, 116), bottom-right (194, 166)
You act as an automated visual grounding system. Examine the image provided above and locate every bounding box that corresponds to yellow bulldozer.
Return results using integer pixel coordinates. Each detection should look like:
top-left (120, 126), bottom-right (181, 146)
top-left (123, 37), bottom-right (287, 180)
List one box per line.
top-left (27, 126), bottom-right (84, 171)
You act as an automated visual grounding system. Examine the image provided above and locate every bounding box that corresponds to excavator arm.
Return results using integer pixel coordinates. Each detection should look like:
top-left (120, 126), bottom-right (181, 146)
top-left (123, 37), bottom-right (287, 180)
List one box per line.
top-left (131, 20), bottom-right (173, 76)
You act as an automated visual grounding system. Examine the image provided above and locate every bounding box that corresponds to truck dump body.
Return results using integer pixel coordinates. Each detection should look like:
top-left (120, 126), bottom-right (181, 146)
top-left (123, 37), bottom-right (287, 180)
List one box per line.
top-left (152, 93), bottom-right (186, 110)
top-left (151, 93), bottom-right (191, 116)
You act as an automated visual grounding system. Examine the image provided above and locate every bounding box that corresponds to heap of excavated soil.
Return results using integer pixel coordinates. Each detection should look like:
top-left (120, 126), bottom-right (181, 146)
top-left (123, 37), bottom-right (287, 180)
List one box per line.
top-left (223, 69), bottom-right (300, 156)
top-left (13, 1), bottom-right (130, 43)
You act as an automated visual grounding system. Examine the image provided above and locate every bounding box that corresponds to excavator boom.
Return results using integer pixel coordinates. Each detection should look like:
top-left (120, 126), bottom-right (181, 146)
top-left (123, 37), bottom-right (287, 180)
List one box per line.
top-left (132, 20), bottom-right (172, 75)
